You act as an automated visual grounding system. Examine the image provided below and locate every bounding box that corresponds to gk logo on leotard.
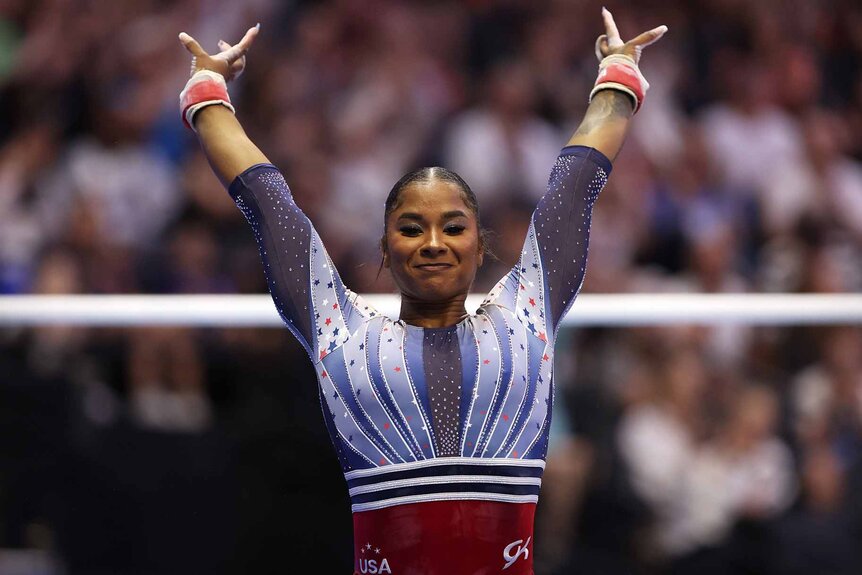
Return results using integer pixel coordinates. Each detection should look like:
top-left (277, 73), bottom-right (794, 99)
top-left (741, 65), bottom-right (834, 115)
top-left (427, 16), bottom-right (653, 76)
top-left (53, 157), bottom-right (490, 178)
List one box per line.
top-left (502, 537), bottom-right (531, 570)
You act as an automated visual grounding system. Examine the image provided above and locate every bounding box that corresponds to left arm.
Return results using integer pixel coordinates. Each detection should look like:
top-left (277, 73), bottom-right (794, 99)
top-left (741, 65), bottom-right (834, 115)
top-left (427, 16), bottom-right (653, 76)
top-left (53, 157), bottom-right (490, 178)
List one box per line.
top-left (566, 90), bottom-right (633, 161)
top-left (482, 9), bottom-right (666, 337)
top-left (567, 7), bottom-right (667, 160)
top-left (532, 9), bottom-right (667, 332)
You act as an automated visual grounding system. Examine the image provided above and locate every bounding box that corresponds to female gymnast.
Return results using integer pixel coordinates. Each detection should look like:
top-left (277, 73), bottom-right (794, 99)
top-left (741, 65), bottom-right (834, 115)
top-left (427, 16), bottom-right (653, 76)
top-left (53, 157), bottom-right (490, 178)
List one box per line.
top-left (179, 9), bottom-right (666, 574)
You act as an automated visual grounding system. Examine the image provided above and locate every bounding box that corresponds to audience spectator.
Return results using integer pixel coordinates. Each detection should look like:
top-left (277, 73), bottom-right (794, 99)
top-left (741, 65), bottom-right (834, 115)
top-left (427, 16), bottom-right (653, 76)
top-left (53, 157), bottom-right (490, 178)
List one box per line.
top-left (670, 385), bottom-right (795, 574)
top-left (617, 345), bottom-right (708, 560)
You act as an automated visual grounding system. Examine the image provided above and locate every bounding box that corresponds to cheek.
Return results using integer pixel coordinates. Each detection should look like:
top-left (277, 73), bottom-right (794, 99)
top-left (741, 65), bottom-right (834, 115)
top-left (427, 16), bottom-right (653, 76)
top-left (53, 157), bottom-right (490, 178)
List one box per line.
top-left (382, 231), bottom-right (400, 268)
top-left (384, 238), bottom-right (411, 269)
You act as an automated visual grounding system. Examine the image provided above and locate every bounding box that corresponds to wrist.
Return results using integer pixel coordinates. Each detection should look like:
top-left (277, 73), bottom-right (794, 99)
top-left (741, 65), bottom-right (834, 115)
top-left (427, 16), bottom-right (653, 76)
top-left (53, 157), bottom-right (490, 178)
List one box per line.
top-left (179, 69), bottom-right (236, 131)
top-left (589, 53), bottom-right (649, 113)
top-left (191, 103), bottom-right (236, 132)
top-left (591, 89), bottom-right (634, 115)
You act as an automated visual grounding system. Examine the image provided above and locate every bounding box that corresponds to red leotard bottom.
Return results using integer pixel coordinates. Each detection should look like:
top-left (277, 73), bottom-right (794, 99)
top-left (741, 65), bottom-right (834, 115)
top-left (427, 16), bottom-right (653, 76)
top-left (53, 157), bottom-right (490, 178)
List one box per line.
top-left (352, 500), bottom-right (535, 575)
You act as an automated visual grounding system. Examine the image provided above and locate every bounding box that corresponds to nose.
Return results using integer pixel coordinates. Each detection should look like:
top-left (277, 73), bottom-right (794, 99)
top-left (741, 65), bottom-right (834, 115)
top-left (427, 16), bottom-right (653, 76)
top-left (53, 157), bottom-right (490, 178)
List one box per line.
top-left (420, 228), bottom-right (448, 257)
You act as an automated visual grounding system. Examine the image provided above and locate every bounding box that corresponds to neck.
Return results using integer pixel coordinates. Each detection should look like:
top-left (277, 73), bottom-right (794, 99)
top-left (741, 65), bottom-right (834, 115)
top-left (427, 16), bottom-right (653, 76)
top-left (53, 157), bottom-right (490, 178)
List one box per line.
top-left (399, 294), bottom-right (469, 328)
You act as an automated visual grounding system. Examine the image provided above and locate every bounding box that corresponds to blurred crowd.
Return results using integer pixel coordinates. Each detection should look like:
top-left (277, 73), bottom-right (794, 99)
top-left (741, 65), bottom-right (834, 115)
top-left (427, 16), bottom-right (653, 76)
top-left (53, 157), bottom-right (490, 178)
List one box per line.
top-left (1, 0), bottom-right (862, 573)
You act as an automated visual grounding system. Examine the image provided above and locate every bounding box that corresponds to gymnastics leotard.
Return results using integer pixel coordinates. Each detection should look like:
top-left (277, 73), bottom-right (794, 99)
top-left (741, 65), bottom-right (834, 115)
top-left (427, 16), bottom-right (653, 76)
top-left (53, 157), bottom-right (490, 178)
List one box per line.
top-left (229, 145), bottom-right (611, 575)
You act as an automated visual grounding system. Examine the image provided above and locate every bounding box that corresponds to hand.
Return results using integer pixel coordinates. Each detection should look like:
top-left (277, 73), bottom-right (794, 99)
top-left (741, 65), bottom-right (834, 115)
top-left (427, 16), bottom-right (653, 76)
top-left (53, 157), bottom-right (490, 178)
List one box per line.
top-left (595, 7), bottom-right (667, 64)
top-left (179, 24), bottom-right (260, 81)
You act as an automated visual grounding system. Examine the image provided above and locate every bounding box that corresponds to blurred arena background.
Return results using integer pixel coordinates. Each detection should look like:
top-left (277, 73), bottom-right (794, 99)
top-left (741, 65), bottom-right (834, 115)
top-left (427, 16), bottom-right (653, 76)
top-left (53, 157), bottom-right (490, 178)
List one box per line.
top-left (2, 0), bottom-right (862, 573)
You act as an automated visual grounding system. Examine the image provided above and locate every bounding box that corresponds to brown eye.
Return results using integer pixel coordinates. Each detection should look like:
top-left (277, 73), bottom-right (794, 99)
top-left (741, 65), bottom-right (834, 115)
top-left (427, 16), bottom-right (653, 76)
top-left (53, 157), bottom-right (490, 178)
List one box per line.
top-left (399, 225), bottom-right (422, 236)
top-left (444, 225), bottom-right (465, 235)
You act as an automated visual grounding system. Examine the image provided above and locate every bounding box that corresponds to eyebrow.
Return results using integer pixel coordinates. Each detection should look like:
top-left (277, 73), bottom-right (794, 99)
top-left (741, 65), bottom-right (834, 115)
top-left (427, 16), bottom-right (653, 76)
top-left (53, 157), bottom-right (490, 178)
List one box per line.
top-left (397, 210), bottom-right (469, 221)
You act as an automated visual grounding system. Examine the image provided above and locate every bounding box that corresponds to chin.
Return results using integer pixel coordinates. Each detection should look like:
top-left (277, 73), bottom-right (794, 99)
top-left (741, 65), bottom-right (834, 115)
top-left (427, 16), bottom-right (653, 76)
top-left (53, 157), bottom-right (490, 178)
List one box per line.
top-left (392, 268), bottom-right (475, 304)
top-left (401, 279), bottom-right (467, 304)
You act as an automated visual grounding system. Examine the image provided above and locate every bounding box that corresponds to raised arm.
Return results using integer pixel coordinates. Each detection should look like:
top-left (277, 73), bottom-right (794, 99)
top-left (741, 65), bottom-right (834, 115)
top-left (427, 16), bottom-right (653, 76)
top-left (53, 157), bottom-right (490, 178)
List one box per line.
top-left (175, 27), bottom-right (376, 361)
top-left (482, 10), bottom-right (666, 338)
top-left (178, 26), bottom-right (268, 186)
top-left (195, 106), bottom-right (268, 188)
top-left (566, 8), bottom-right (667, 161)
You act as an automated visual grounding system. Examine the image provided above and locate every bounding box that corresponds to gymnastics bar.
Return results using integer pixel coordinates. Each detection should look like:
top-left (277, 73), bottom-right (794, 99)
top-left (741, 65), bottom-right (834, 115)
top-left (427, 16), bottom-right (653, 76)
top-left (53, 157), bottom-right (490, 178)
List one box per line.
top-left (0, 294), bottom-right (861, 327)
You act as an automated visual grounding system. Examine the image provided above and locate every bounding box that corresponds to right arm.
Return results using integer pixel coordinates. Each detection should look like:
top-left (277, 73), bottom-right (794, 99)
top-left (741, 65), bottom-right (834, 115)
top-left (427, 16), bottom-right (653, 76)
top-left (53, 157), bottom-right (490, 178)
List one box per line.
top-left (178, 27), bottom-right (267, 187)
top-left (195, 105), bottom-right (268, 188)
top-left (177, 28), bottom-right (373, 361)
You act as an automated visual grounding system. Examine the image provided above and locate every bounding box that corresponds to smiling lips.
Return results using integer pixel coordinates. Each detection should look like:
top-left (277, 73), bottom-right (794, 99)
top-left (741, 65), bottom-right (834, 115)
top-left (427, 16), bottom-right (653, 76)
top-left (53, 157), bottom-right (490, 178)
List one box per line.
top-left (415, 263), bottom-right (454, 271)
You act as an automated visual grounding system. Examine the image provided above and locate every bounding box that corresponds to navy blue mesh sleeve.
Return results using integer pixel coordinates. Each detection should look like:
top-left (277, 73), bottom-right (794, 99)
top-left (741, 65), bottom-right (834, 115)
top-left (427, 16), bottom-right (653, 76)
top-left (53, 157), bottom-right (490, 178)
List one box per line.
top-left (481, 146), bottom-right (611, 339)
top-left (229, 165), bottom-right (316, 354)
top-left (229, 164), bottom-right (376, 361)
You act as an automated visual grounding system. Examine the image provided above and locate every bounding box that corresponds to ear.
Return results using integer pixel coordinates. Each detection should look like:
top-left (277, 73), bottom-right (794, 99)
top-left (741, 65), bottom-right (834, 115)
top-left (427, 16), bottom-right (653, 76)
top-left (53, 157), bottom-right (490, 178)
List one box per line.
top-left (477, 239), bottom-right (485, 268)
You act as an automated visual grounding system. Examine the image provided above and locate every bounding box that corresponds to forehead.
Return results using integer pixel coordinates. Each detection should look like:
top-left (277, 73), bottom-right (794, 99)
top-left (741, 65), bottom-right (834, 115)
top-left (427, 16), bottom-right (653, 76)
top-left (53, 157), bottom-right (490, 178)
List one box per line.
top-left (390, 179), bottom-right (474, 217)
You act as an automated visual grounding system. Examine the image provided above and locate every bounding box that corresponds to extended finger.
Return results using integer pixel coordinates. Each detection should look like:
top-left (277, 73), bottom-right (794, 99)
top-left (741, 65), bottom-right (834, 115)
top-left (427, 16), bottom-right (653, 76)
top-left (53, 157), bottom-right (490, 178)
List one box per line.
top-left (628, 25), bottom-right (669, 48)
top-left (602, 7), bottom-right (624, 48)
top-left (220, 24), bottom-right (259, 61)
top-left (178, 32), bottom-right (207, 57)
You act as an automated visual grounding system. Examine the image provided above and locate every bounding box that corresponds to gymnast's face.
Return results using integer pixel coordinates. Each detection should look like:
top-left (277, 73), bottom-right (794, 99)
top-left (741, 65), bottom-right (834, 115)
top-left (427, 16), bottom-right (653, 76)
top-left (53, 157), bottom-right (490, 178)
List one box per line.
top-left (383, 179), bottom-right (483, 304)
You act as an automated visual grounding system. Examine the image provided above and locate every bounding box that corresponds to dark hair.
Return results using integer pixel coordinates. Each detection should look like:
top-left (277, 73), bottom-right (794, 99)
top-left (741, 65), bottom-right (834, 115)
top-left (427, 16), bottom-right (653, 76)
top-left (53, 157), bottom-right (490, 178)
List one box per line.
top-left (384, 167), bottom-right (480, 226)
top-left (378, 167), bottom-right (494, 276)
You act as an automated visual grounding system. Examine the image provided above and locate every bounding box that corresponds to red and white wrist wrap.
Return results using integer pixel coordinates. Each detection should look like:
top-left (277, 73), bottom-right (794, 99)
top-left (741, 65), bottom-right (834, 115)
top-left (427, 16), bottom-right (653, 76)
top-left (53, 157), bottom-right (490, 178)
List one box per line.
top-left (589, 54), bottom-right (649, 113)
top-left (179, 70), bottom-right (235, 130)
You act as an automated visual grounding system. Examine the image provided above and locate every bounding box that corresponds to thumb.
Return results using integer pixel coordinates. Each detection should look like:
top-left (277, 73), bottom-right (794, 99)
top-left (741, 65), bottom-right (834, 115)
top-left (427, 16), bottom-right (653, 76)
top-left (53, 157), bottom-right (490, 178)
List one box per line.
top-left (178, 32), bottom-right (207, 57)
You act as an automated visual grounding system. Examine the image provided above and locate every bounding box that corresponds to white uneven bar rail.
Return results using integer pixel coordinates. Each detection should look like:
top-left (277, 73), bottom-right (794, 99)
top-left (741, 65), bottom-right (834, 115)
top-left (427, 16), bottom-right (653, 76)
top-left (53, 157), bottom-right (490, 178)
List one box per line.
top-left (1, 294), bottom-right (861, 327)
